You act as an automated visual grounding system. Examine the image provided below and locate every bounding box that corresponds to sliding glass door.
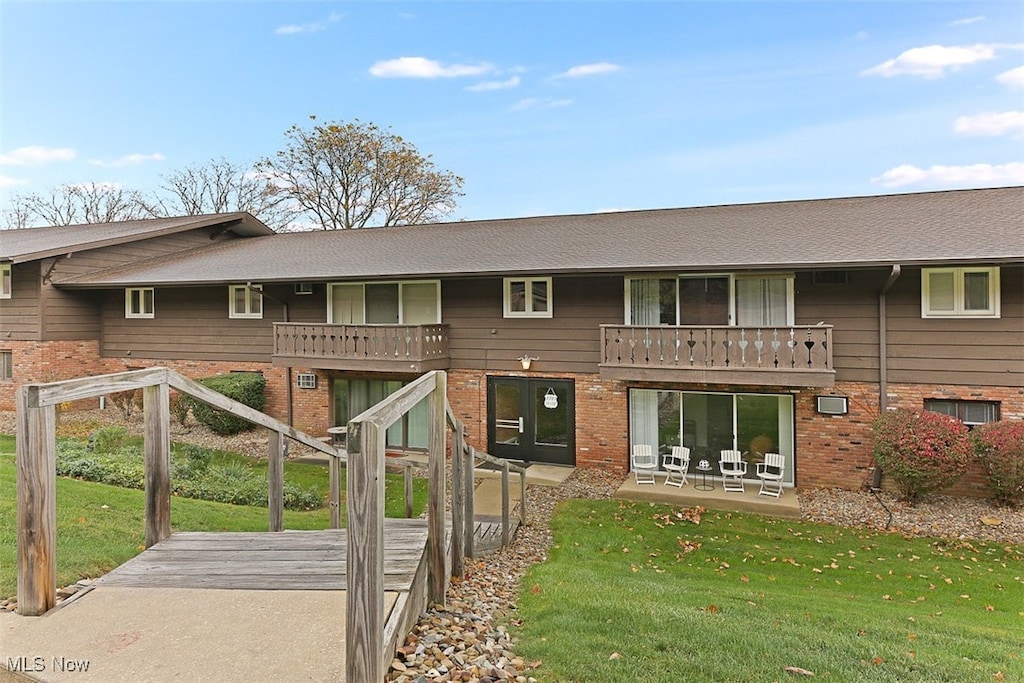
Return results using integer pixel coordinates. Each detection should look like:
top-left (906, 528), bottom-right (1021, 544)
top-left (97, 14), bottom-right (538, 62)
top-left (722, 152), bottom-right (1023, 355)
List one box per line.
top-left (629, 389), bottom-right (794, 483)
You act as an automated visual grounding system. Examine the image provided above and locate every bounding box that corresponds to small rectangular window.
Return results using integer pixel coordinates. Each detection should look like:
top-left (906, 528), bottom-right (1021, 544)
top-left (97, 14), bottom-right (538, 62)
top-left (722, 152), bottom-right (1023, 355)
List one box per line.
top-left (0, 350), bottom-right (12, 382)
top-left (0, 264), bottom-right (11, 299)
top-left (924, 399), bottom-right (999, 426)
top-left (504, 277), bottom-right (552, 318)
top-left (125, 287), bottom-right (154, 318)
top-left (229, 284), bottom-right (263, 319)
top-left (922, 267), bottom-right (999, 318)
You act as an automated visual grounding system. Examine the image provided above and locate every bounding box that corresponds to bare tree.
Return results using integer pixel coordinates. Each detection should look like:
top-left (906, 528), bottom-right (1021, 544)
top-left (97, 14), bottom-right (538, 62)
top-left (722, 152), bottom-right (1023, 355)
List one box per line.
top-left (143, 157), bottom-right (296, 231)
top-left (256, 118), bottom-right (464, 230)
top-left (3, 183), bottom-right (148, 228)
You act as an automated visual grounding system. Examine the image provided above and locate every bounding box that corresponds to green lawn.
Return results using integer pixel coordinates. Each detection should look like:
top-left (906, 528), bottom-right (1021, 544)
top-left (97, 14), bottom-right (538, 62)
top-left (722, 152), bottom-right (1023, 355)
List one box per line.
top-left (0, 434), bottom-right (426, 599)
top-left (514, 499), bottom-right (1024, 683)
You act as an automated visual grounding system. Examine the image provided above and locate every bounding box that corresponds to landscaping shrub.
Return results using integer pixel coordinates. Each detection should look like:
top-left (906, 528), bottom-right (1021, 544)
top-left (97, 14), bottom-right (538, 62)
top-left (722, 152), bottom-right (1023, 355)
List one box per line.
top-left (55, 438), bottom-right (320, 510)
top-left (189, 372), bottom-right (266, 436)
top-left (108, 389), bottom-right (141, 420)
top-left (89, 425), bottom-right (130, 453)
top-left (169, 391), bottom-right (190, 428)
top-left (872, 408), bottom-right (971, 503)
top-left (972, 420), bottom-right (1024, 507)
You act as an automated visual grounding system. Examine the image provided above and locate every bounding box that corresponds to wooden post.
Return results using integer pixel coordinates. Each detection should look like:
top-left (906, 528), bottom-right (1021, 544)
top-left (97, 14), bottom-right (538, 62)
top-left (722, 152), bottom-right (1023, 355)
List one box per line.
top-left (267, 430), bottom-right (284, 532)
top-left (404, 465), bottom-right (413, 519)
top-left (501, 461), bottom-right (511, 548)
top-left (427, 372), bottom-right (447, 606)
top-left (346, 419), bottom-right (386, 683)
top-left (143, 383), bottom-right (172, 548)
top-left (464, 446), bottom-right (475, 558)
top-left (329, 454), bottom-right (341, 529)
top-left (520, 468), bottom-right (528, 527)
top-left (16, 388), bottom-right (57, 616)
top-left (450, 419), bottom-right (465, 577)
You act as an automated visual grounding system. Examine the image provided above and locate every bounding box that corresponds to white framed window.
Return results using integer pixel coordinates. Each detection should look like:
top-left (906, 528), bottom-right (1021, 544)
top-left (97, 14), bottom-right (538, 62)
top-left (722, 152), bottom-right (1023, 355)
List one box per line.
top-left (1, 263), bottom-right (11, 299)
top-left (328, 280), bottom-right (441, 325)
top-left (229, 284), bottom-right (263, 319)
top-left (125, 287), bottom-right (154, 319)
top-left (504, 277), bottom-right (552, 318)
top-left (922, 267), bottom-right (1000, 318)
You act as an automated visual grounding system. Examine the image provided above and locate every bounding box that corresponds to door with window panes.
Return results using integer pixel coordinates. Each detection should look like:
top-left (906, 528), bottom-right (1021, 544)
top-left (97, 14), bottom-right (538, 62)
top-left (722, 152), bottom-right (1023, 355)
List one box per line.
top-left (487, 377), bottom-right (575, 465)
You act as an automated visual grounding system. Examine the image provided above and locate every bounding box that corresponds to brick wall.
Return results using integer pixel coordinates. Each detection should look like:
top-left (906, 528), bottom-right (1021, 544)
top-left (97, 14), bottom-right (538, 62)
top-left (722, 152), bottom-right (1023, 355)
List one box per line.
top-left (0, 340), bottom-right (105, 411)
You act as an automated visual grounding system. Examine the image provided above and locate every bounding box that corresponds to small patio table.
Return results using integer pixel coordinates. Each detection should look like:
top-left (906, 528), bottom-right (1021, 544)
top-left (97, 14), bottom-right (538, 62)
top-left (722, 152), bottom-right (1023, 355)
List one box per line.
top-left (695, 461), bottom-right (714, 491)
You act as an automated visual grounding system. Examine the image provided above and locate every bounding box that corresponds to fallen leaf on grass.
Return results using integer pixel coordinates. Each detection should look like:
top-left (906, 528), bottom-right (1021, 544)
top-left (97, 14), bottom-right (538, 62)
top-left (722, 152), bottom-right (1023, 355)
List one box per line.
top-left (530, 584), bottom-right (542, 595)
top-left (609, 652), bottom-right (622, 660)
top-left (783, 666), bottom-right (815, 676)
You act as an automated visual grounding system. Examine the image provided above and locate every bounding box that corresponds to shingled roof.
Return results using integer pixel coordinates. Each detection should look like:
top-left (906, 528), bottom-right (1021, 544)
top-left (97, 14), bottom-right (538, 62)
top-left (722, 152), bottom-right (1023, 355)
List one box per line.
top-left (0, 213), bottom-right (274, 264)
top-left (45, 187), bottom-right (1024, 288)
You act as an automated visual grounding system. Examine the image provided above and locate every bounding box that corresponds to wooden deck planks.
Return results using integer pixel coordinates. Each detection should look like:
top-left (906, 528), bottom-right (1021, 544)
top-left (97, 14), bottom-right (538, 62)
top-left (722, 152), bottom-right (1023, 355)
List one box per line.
top-left (96, 521), bottom-right (430, 592)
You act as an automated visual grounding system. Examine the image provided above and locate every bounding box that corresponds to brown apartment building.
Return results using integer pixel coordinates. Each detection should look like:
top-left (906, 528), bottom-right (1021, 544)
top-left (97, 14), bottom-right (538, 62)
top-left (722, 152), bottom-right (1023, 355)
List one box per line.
top-left (1, 187), bottom-right (1022, 496)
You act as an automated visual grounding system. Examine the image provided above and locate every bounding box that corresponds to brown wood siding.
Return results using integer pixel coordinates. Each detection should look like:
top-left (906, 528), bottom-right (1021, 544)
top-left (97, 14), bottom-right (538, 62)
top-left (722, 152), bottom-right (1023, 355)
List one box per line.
top-left (0, 262), bottom-right (42, 340)
top-left (794, 269), bottom-right (886, 383)
top-left (443, 275), bottom-right (622, 374)
top-left (47, 228), bottom-right (233, 284)
top-left (23, 228), bottom-right (245, 343)
top-left (99, 284), bottom-right (303, 362)
top-left (884, 265), bottom-right (1023, 387)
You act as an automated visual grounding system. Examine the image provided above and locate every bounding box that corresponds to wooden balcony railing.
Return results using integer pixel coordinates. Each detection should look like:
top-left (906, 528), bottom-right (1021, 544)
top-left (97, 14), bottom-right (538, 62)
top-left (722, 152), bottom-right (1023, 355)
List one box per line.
top-left (273, 323), bottom-right (450, 372)
top-left (600, 324), bottom-right (835, 387)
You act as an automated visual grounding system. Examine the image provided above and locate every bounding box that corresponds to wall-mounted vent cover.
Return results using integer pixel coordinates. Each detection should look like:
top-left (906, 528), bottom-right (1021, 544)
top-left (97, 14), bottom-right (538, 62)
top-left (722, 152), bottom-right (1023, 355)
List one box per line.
top-left (296, 373), bottom-right (317, 389)
top-left (294, 283), bottom-right (313, 295)
top-left (816, 395), bottom-right (849, 415)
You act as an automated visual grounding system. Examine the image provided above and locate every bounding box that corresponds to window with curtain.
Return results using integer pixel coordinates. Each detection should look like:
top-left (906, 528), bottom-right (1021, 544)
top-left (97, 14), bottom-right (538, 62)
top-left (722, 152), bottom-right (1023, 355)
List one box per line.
top-left (735, 276), bottom-right (791, 326)
top-left (330, 281), bottom-right (440, 324)
top-left (628, 278), bottom-right (677, 325)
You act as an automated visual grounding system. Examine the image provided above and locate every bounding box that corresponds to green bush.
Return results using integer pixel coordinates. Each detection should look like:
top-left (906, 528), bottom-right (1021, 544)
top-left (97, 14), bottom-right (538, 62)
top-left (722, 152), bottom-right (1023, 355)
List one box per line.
top-left (89, 425), bottom-right (130, 453)
top-left (972, 420), bottom-right (1024, 507)
top-left (56, 438), bottom-right (321, 511)
top-left (189, 372), bottom-right (266, 436)
top-left (872, 408), bottom-right (971, 504)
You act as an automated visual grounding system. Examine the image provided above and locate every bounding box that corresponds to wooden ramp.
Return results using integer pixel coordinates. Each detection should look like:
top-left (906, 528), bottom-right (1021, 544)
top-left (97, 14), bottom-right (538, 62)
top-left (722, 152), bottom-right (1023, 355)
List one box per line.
top-left (96, 520), bottom-right (429, 591)
top-left (473, 515), bottom-right (522, 556)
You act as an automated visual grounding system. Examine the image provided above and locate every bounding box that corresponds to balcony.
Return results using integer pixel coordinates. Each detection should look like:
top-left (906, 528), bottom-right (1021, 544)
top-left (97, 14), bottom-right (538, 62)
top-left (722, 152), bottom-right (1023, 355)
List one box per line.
top-left (600, 324), bottom-right (835, 387)
top-left (272, 323), bottom-right (450, 373)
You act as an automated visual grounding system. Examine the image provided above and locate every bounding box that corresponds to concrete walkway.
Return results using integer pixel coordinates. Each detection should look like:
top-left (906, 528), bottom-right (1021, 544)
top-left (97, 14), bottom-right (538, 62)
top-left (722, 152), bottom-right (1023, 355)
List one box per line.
top-left (615, 472), bottom-right (802, 518)
top-left (1, 587), bottom-right (362, 682)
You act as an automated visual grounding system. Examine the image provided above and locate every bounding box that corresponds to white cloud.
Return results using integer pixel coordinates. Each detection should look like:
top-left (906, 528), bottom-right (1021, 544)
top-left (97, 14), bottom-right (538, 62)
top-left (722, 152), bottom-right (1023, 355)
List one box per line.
top-left (510, 98), bottom-right (572, 112)
top-left (954, 111), bottom-right (1024, 138)
top-left (871, 162), bottom-right (1024, 188)
top-left (89, 153), bottom-right (165, 168)
top-left (275, 12), bottom-right (341, 35)
top-left (369, 57), bottom-right (494, 79)
top-left (466, 76), bottom-right (521, 92)
top-left (949, 16), bottom-right (985, 27)
top-left (0, 175), bottom-right (28, 188)
top-left (0, 146), bottom-right (76, 166)
top-left (860, 43), bottom-right (1011, 78)
top-left (556, 62), bottom-right (621, 78)
top-left (996, 65), bottom-right (1024, 89)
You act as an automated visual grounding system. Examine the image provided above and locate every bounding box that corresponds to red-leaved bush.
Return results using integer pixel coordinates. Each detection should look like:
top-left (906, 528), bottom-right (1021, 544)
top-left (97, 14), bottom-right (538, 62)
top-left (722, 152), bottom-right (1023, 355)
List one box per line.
top-left (972, 420), bottom-right (1024, 507)
top-left (872, 408), bottom-right (971, 503)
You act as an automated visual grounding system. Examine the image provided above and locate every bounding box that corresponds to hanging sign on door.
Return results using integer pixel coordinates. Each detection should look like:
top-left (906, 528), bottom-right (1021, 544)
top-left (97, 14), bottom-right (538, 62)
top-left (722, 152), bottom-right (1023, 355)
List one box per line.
top-left (543, 388), bottom-right (559, 409)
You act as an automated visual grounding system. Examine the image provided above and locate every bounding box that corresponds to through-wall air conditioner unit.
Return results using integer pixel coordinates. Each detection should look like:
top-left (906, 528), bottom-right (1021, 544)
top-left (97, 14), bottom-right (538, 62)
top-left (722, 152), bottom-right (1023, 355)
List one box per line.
top-left (816, 395), bottom-right (849, 415)
top-left (294, 283), bottom-right (313, 295)
top-left (296, 373), bottom-right (317, 389)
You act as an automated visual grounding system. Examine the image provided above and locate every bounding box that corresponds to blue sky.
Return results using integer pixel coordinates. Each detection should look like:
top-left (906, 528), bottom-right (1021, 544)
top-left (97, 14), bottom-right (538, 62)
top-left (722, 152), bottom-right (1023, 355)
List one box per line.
top-left (1, 1), bottom-right (1022, 223)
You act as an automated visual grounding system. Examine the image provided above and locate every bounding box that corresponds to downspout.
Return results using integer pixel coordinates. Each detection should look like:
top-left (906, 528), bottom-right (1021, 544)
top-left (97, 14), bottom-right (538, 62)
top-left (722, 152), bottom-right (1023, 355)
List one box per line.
top-left (872, 264), bottom-right (902, 490)
top-left (247, 283), bottom-right (293, 426)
